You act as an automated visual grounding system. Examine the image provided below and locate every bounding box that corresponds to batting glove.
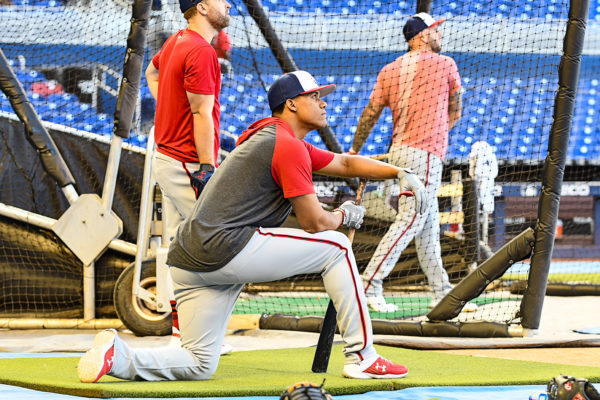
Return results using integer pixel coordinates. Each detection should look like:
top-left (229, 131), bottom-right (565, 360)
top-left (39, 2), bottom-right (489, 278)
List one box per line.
top-left (190, 164), bottom-right (214, 199)
top-left (335, 200), bottom-right (366, 229)
top-left (397, 168), bottom-right (427, 215)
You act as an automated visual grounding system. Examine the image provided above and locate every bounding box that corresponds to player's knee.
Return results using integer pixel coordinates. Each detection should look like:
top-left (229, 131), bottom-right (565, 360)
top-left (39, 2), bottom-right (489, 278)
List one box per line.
top-left (185, 346), bottom-right (220, 380)
top-left (330, 230), bottom-right (351, 250)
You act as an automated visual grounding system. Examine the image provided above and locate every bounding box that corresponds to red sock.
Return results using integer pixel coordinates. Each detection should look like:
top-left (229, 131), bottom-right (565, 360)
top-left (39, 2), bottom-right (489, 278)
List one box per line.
top-left (170, 300), bottom-right (180, 338)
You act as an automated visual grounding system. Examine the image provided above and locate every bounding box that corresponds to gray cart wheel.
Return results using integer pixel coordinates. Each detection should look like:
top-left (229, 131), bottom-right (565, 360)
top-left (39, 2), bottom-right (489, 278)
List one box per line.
top-left (113, 259), bottom-right (172, 336)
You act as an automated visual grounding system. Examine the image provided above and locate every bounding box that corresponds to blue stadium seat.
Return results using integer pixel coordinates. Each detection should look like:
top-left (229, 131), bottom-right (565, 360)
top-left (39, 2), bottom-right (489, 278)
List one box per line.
top-left (15, 69), bottom-right (42, 86)
top-left (0, 94), bottom-right (12, 112)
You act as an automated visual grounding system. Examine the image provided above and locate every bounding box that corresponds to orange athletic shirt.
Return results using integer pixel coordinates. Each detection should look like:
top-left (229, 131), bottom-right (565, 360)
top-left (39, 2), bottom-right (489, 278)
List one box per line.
top-left (370, 51), bottom-right (461, 161)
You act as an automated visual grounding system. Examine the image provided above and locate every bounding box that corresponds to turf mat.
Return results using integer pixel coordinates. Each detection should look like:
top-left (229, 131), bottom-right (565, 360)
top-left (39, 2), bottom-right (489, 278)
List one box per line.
top-left (1, 345), bottom-right (600, 398)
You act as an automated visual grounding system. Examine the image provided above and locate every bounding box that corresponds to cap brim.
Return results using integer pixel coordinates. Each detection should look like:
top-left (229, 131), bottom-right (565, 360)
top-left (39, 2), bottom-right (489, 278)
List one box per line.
top-left (301, 84), bottom-right (336, 98)
top-left (429, 18), bottom-right (446, 28)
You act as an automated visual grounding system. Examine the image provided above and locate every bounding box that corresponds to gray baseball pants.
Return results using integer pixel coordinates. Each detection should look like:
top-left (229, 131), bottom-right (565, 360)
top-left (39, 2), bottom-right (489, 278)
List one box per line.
top-left (152, 151), bottom-right (199, 242)
top-left (107, 227), bottom-right (376, 381)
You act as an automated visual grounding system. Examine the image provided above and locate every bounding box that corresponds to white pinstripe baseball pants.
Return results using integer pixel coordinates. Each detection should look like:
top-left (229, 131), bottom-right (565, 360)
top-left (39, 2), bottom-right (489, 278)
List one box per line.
top-left (106, 227), bottom-right (376, 381)
top-left (362, 145), bottom-right (452, 298)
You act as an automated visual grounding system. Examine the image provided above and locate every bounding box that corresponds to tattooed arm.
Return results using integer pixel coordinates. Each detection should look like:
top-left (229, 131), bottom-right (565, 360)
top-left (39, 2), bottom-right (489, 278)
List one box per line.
top-left (349, 100), bottom-right (385, 154)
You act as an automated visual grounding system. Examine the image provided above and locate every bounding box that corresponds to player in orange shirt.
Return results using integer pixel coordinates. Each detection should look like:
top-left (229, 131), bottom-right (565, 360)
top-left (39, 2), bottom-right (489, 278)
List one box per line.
top-left (349, 12), bottom-right (477, 313)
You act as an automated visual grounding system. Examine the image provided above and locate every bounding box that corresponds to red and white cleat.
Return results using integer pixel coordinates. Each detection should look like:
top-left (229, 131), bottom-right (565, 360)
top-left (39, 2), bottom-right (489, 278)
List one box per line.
top-left (77, 329), bottom-right (116, 383)
top-left (343, 355), bottom-right (408, 379)
top-left (220, 343), bottom-right (233, 355)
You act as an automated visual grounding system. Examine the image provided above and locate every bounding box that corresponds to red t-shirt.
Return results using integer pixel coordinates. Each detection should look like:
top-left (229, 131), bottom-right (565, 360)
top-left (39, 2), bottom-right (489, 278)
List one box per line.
top-left (152, 29), bottom-right (221, 163)
top-left (271, 122), bottom-right (334, 198)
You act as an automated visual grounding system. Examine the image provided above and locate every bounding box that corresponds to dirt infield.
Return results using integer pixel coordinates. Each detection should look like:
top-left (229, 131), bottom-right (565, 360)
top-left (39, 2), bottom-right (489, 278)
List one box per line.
top-left (433, 347), bottom-right (600, 367)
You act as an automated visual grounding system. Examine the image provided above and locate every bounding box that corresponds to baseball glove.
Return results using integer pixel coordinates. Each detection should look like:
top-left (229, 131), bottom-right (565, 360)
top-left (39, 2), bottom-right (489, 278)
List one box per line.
top-left (547, 375), bottom-right (600, 400)
top-left (279, 381), bottom-right (334, 400)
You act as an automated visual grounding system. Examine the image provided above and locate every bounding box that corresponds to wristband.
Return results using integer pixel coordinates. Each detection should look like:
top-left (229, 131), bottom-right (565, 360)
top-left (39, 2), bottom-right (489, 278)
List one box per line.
top-left (333, 208), bottom-right (346, 228)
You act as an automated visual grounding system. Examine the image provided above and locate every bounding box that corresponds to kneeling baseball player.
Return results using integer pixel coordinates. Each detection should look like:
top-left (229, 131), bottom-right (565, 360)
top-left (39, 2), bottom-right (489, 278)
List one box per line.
top-left (78, 71), bottom-right (427, 382)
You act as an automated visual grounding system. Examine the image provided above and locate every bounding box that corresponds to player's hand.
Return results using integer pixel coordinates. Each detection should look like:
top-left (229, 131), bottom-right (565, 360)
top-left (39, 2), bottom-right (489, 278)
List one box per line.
top-left (397, 168), bottom-right (427, 214)
top-left (190, 164), bottom-right (214, 199)
top-left (335, 200), bottom-right (366, 229)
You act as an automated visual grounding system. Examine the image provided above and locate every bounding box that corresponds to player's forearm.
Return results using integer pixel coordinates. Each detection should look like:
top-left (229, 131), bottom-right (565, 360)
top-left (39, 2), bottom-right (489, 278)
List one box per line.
top-left (145, 64), bottom-right (159, 101)
top-left (448, 91), bottom-right (462, 131)
top-left (300, 210), bottom-right (344, 234)
top-left (448, 109), bottom-right (461, 131)
top-left (192, 113), bottom-right (215, 165)
top-left (338, 154), bottom-right (400, 180)
top-left (349, 103), bottom-right (382, 153)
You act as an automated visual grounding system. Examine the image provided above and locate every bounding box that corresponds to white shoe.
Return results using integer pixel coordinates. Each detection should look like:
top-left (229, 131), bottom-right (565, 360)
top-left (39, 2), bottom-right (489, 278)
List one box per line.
top-left (343, 355), bottom-right (408, 379)
top-left (462, 301), bottom-right (479, 312)
top-left (78, 329), bottom-right (116, 383)
top-left (366, 295), bottom-right (398, 313)
top-left (220, 343), bottom-right (233, 355)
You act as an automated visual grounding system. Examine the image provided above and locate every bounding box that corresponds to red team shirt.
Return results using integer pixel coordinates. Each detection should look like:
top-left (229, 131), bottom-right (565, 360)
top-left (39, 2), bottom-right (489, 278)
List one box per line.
top-left (152, 29), bottom-right (221, 163)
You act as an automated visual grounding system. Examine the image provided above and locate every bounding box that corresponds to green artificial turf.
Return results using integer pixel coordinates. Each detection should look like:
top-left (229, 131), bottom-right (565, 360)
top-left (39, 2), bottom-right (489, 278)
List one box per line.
top-left (233, 295), bottom-right (508, 319)
top-left (502, 273), bottom-right (600, 284)
top-left (2, 345), bottom-right (600, 398)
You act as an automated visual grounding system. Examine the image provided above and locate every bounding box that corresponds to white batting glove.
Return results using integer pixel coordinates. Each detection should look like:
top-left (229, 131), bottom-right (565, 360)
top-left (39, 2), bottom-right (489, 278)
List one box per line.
top-left (397, 168), bottom-right (427, 215)
top-left (335, 200), bottom-right (366, 229)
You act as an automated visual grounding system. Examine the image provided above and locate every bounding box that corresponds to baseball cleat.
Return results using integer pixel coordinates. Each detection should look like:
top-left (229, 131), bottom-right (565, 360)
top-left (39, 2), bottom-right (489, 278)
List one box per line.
top-left (343, 355), bottom-right (408, 379)
top-left (220, 343), bottom-right (233, 355)
top-left (78, 329), bottom-right (116, 383)
top-left (365, 295), bottom-right (398, 313)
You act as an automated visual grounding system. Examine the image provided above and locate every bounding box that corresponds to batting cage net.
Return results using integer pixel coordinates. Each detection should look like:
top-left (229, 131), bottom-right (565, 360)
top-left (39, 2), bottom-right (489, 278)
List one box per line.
top-left (0, 0), bottom-right (597, 334)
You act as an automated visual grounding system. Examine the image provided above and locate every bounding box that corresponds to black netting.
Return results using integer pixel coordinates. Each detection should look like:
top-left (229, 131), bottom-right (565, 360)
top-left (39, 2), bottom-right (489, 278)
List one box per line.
top-left (0, 0), bottom-right (598, 327)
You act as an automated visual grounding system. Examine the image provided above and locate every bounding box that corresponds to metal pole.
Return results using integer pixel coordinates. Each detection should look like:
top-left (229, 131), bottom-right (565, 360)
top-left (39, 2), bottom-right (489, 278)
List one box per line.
top-left (83, 262), bottom-right (95, 321)
top-left (101, 136), bottom-right (123, 211)
top-left (416, 0), bottom-right (433, 13)
top-left (133, 129), bottom-right (157, 298)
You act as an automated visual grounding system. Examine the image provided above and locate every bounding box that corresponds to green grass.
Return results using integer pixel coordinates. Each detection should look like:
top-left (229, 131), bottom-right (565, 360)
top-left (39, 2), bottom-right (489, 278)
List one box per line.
top-left (233, 296), bottom-right (510, 319)
top-left (2, 345), bottom-right (599, 398)
top-left (501, 273), bottom-right (600, 283)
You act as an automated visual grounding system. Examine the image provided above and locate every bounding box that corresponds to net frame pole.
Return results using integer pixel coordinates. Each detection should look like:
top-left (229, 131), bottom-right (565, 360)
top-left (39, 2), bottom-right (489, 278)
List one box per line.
top-left (242, 0), bottom-right (358, 191)
top-left (416, 0), bottom-right (433, 13)
top-left (102, 0), bottom-right (152, 211)
top-left (520, 0), bottom-right (590, 330)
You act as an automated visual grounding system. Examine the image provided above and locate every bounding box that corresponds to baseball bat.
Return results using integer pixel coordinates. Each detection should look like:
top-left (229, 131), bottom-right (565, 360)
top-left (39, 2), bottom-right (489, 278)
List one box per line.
top-left (311, 179), bottom-right (367, 373)
top-left (370, 153), bottom-right (388, 161)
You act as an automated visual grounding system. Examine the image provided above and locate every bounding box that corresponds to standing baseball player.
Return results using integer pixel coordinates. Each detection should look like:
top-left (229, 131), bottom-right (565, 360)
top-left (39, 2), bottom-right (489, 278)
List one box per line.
top-left (78, 71), bottom-right (426, 382)
top-left (144, 0), bottom-right (231, 343)
top-left (349, 13), bottom-right (477, 313)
